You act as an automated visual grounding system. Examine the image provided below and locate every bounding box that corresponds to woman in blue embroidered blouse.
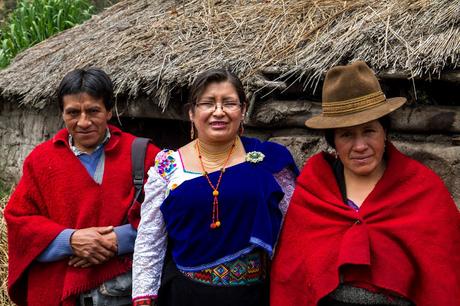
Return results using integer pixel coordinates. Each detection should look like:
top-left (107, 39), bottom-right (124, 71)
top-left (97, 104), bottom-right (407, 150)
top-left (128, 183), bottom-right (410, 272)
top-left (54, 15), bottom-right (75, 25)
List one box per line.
top-left (132, 69), bottom-right (298, 306)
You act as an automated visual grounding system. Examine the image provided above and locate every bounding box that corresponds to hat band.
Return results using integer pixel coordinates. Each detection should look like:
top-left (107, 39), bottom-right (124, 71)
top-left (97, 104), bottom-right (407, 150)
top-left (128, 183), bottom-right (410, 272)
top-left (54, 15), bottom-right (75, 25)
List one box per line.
top-left (322, 91), bottom-right (386, 116)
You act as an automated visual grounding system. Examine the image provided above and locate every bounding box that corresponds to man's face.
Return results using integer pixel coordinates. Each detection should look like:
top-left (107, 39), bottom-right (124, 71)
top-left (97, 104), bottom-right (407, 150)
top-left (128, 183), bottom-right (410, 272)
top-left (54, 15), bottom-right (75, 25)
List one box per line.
top-left (62, 92), bottom-right (112, 153)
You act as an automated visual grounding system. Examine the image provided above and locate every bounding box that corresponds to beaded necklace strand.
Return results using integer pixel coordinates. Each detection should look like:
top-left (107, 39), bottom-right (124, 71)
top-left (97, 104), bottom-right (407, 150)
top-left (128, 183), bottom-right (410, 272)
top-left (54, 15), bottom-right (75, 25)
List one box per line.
top-left (195, 137), bottom-right (237, 229)
top-left (198, 141), bottom-right (235, 170)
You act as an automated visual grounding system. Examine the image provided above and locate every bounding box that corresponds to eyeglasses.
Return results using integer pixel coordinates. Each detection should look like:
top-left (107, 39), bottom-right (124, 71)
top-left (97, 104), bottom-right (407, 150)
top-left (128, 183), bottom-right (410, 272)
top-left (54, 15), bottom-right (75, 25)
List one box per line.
top-left (195, 101), bottom-right (242, 113)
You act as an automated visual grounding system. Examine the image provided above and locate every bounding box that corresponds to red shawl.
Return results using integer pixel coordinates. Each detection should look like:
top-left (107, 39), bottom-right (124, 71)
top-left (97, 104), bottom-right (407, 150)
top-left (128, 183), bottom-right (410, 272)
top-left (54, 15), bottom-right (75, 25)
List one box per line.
top-left (271, 143), bottom-right (460, 306)
top-left (4, 125), bottom-right (158, 306)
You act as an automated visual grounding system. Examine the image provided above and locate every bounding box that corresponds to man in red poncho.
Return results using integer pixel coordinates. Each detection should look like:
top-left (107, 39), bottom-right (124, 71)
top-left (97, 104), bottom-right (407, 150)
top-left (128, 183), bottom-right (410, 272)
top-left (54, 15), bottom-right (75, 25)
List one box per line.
top-left (4, 68), bottom-right (159, 306)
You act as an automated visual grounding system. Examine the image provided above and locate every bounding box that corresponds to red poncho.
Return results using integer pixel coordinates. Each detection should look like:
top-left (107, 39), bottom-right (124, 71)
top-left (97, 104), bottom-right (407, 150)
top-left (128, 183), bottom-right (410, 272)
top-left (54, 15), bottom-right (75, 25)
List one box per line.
top-left (271, 143), bottom-right (460, 306)
top-left (4, 125), bottom-right (159, 306)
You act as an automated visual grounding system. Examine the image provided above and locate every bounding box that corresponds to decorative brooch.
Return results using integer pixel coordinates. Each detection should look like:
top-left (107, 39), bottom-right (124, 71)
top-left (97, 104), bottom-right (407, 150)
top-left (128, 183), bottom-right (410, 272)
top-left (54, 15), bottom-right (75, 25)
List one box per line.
top-left (245, 151), bottom-right (265, 163)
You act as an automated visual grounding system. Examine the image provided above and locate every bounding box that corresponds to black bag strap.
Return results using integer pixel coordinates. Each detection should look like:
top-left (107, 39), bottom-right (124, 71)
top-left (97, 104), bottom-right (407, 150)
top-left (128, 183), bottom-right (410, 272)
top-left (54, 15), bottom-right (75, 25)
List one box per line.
top-left (132, 137), bottom-right (150, 201)
top-left (123, 137), bottom-right (150, 224)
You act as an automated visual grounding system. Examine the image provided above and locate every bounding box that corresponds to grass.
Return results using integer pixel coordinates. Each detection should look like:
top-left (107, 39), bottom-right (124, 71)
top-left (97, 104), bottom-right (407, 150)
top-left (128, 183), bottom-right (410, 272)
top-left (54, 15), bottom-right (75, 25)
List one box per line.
top-left (0, 182), bottom-right (12, 305)
top-left (0, 0), bottom-right (95, 68)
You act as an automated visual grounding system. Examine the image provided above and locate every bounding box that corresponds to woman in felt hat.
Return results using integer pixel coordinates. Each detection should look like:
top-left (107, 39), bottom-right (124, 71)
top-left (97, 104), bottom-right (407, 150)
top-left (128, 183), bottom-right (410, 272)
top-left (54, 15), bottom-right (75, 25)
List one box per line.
top-left (270, 61), bottom-right (460, 306)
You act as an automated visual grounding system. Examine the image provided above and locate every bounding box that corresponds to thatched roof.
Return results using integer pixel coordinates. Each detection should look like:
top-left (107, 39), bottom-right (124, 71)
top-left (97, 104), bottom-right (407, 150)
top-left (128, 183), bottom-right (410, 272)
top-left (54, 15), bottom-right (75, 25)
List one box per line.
top-left (0, 0), bottom-right (458, 110)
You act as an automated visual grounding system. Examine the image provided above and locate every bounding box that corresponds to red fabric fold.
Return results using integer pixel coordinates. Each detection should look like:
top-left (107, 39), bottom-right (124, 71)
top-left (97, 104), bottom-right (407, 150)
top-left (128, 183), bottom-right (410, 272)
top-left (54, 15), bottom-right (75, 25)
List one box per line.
top-left (271, 143), bottom-right (460, 306)
top-left (5, 125), bottom-right (159, 306)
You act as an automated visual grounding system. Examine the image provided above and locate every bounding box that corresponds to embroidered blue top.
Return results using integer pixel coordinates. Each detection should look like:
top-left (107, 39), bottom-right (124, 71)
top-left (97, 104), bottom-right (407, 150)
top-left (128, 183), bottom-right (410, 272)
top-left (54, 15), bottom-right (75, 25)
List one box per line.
top-left (132, 136), bottom-right (298, 300)
top-left (165, 137), bottom-right (296, 270)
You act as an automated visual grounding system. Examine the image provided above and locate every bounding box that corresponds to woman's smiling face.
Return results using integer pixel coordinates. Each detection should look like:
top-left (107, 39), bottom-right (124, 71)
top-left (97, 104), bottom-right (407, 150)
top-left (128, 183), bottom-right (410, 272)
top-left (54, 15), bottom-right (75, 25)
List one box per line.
top-left (189, 81), bottom-right (245, 144)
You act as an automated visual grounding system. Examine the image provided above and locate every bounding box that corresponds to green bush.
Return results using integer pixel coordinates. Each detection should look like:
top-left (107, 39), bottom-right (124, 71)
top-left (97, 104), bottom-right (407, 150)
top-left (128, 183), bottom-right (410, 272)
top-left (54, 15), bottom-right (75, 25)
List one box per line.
top-left (0, 0), bottom-right (95, 68)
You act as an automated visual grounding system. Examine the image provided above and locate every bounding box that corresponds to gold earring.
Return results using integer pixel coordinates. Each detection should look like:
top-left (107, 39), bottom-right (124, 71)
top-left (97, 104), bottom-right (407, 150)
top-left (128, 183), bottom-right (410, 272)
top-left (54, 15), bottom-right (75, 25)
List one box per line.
top-left (190, 121), bottom-right (195, 140)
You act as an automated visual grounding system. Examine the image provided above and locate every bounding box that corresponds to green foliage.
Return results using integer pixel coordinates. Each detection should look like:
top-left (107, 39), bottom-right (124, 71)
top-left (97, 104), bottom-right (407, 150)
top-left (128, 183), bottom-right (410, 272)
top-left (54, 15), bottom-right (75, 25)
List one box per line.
top-left (0, 0), bottom-right (95, 69)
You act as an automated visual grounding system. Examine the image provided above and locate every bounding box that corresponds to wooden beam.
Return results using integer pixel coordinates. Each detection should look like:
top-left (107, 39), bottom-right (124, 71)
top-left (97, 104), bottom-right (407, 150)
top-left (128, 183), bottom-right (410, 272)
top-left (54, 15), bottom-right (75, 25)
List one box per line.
top-left (118, 97), bottom-right (188, 121)
top-left (377, 70), bottom-right (460, 83)
top-left (256, 67), bottom-right (460, 83)
top-left (248, 99), bottom-right (460, 133)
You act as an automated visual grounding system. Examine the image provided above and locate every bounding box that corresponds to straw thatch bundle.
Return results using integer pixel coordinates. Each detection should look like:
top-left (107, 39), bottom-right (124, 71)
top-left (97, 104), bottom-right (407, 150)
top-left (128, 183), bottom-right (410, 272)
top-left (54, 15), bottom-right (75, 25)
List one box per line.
top-left (0, 191), bottom-right (12, 306)
top-left (0, 0), bottom-right (458, 110)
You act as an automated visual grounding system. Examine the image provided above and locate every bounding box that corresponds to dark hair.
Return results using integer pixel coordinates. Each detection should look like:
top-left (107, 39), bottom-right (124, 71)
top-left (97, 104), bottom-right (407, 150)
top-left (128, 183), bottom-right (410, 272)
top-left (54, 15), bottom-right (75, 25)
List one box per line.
top-left (188, 68), bottom-right (247, 113)
top-left (324, 115), bottom-right (391, 148)
top-left (57, 68), bottom-right (114, 111)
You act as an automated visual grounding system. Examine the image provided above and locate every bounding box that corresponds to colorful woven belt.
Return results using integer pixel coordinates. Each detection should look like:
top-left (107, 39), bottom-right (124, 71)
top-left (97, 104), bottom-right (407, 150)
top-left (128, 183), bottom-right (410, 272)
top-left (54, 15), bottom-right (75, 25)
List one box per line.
top-left (180, 251), bottom-right (266, 286)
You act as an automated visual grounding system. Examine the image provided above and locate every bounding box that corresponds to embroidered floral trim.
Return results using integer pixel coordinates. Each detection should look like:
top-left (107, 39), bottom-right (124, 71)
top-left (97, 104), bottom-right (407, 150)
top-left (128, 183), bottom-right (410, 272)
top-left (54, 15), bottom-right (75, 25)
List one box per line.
top-left (155, 150), bottom-right (177, 178)
top-left (180, 250), bottom-right (265, 286)
top-left (245, 151), bottom-right (265, 163)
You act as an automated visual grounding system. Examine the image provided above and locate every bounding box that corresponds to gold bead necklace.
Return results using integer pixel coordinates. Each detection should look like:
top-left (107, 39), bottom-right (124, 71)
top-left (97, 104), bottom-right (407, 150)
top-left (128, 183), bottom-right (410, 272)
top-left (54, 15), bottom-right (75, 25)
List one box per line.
top-left (195, 137), bottom-right (237, 229)
top-left (197, 140), bottom-right (237, 170)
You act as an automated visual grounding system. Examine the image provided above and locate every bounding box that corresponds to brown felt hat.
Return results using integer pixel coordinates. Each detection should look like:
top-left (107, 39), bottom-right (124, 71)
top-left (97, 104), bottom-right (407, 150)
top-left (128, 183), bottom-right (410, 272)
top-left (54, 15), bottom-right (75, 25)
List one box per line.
top-left (305, 61), bottom-right (406, 129)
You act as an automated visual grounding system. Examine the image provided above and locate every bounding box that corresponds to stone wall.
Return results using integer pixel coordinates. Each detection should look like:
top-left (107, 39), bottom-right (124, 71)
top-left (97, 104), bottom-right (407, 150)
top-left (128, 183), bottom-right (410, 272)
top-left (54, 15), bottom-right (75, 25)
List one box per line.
top-left (0, 101), bottom-right (62, 185)
top-left (245, 98), bottom-right (460, 207)
top-left (254, 130), bottom-right (460, 207)
top-left (1, 97), bottom-right (459, 207)
top-left (120, 96), bottom-right (460, 206)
